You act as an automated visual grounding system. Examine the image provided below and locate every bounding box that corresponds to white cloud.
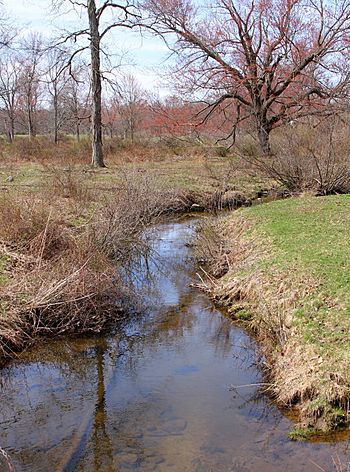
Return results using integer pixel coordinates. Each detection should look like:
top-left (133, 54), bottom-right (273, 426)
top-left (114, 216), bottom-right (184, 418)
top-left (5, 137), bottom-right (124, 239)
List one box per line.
top-left (3, 0), bottom-right (174, 92)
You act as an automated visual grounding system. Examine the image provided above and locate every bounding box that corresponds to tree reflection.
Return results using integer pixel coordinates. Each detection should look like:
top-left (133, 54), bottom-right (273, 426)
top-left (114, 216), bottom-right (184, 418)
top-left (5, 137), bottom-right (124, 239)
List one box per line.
top-left (92, 338), bottom-right (113, 471)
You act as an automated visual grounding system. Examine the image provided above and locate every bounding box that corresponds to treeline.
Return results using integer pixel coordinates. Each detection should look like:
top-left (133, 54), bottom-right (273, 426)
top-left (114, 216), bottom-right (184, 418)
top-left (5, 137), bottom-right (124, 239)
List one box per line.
top-left (0, 35), bottom-right (226, 144)
top-left (1, 0), bottom-right (350, 168)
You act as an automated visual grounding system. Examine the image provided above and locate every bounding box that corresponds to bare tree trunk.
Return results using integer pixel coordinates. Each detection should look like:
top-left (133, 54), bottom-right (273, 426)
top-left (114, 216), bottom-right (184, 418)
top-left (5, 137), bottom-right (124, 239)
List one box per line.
top-left (54, 92), bottom-right (58, 144)
top-left (130, 118), bottom-right (135, 142)
top-left (257, 127), bottom-right (270, 154)
top-left (88, 0), bottom-right (105, 167)
top-left (76, 122), bottom-right (80, 142)
top-left (4, 119), bottom-right (10, 143)
top-left (9, 115), bottom-right (14, 143)
top-left (256, 110), bottom-right (271, 154)
top-left (28, 109), bottom-right (35, 139)
top-left (76, 121), bottom-right (80, 142)
top-left (5, 115), bottom-right (15, 143)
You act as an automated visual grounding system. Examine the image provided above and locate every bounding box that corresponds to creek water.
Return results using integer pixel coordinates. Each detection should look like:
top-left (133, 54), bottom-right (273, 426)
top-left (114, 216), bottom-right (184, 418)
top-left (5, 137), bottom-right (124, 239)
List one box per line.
top-left (0, 218), bottom-right (350, 472)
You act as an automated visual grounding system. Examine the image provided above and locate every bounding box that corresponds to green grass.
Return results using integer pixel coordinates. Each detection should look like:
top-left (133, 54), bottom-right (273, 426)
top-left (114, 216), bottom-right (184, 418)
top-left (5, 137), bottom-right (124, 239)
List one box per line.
top-left (246, 196), bottom-right (350, 358)
top-left (216, 195), bottom-right (350, 431)
top-left (288, 427), bottom-right (319, 441)
top-left (249, 196), bottom-right (350, 294)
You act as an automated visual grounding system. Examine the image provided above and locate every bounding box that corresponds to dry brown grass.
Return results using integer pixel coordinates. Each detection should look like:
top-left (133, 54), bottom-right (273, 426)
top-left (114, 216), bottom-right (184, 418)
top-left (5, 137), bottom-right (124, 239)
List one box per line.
top-left (195, 210), bottom-right (350, 433)
top-left (0, 135), bottom-right (206, 167)
top-left (0, 167), bottom-right (192, 363)
top-left (0, 192), bottom-right (124, 360)
top-left (0, 136), bottom-right (91, 165)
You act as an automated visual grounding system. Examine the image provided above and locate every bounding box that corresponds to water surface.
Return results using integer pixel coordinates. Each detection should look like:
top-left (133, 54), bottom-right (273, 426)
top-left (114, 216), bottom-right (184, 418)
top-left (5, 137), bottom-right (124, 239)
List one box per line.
top-left (0, 219), bottom-right (349, 471)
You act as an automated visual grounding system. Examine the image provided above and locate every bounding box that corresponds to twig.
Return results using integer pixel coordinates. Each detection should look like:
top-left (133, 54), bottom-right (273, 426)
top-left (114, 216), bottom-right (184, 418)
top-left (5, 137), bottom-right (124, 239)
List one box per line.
top-left (229, 382), bottom-right (275, 390)
top-left (0, 447), bottom-right (15, 472)
top-left (37, 210), bottom-right (52, 270)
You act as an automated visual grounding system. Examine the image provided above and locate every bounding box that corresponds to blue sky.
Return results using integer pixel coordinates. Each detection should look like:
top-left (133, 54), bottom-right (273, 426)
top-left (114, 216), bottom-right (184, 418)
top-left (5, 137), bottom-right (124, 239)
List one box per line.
top-left (3, 0), bottom-right (172, 94)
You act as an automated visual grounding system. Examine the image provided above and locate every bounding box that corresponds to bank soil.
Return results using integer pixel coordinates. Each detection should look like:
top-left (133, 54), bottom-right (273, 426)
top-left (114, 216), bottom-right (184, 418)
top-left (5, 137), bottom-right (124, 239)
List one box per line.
top-left (196, 195), bottom-right (350, 436)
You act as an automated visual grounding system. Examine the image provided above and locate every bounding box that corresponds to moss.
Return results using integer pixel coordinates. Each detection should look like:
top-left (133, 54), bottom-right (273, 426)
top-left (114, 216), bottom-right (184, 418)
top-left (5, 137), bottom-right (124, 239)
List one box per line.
top-left (288, 427), bottom-right (319, 441)
top-left (230, 307), bottom-right (252, 321)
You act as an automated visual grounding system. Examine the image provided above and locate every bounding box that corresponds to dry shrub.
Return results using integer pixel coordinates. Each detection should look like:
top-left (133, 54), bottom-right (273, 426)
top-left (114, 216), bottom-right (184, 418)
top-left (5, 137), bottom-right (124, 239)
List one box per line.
top-left (60, 137), bottom-right (91, 165)
top-left (0, 194), bottom-right (78, 263)
top-left (2, 135), bottom-right (193, 167)
top-left (43, 165), bottom-right (93, 203)
top-left (5, 136), bottom-right (91, 166)
top-left (91, 168), bottom-right (189, 263)
top-left (241, 119), bottom-right (350, 194)
top-left (103, 137), bottom-right (208, 164)
top-left (0, 195), bottom-right (56, 249)
top-left (0, 215), bottom-right (122, 360)
top-left (0, 168), bottom-right (189, 362)
top-left (2, 134), bottom-right (223, 168)
top-left (10, 136), bottom-right (51, 161)
top-left (0, 233), bottom-right (123, 359)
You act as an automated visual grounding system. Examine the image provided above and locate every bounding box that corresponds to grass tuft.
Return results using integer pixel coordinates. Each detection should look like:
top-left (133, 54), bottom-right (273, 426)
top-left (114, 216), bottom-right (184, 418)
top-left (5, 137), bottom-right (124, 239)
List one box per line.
top-left (288, 427), bottom-right (319, 441)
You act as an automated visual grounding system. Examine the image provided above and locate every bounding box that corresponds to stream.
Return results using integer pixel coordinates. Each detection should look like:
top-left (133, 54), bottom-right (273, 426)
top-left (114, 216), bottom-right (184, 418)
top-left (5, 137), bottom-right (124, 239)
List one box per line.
top-left (0, 218), bottom-right (350, 471)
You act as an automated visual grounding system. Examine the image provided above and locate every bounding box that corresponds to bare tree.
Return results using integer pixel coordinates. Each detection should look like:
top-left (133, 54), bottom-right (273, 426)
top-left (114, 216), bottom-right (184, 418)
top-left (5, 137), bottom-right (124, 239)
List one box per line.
top-left (65, 64), bottom-right (91, 141)
top-left (0, 54), bottom-right (21, 142)
top-left (46, 46), bottom-right (71, 144)
top-left (0, 4), bottom-right (20, 142)
top-left (0, 3), bottom-right (17, 49)
top-left (18, 33), bottom-right (44, 139)
top-left (142, 0), bottom-right (350, 153)
top-left (116, 74), bottom-right (144, 141)
top-left (52, 0), bottom-right (141, 167)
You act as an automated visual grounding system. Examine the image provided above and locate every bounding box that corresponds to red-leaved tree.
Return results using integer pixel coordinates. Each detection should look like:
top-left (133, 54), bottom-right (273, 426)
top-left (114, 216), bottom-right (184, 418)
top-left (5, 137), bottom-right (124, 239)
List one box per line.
top-left (142, 0), bottom-right (350, 152)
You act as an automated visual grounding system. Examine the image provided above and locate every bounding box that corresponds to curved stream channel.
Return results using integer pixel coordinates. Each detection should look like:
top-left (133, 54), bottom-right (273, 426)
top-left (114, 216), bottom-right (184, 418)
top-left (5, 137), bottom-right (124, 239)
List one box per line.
top-left (1, 218), bottom-right (350, 471)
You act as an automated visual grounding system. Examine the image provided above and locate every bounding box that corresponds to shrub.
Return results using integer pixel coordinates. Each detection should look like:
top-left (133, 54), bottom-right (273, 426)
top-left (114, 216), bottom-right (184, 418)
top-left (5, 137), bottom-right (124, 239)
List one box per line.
top-left (0, 168), bottom-right (185, 362)
top-left (240, 119), bottom-right (350, 194)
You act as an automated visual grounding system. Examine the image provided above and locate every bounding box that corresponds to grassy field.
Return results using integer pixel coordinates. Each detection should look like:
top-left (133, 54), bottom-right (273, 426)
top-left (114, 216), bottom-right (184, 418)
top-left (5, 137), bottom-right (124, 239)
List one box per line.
top-left (0, 134), bottom-right (272, 199)
top-left (247, 195), bottom-right (350, 351)
top-left (200, 195), bottom-right (350, 435)
top-left (0, 154), bottom-right (270, 197)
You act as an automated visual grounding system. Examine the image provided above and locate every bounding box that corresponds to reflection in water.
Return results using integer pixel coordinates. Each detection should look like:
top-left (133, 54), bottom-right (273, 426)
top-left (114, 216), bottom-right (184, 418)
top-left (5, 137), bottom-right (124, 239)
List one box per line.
top-left (92, 339), bottom-right (113, 472)
top-left (0, 219), bottom-right (350, 471)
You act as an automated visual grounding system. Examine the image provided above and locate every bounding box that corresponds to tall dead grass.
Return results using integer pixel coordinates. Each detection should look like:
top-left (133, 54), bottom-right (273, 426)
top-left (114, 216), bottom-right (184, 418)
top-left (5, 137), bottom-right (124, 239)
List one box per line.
top-left (0, 193), bottom-right (122, 360)
top-left (0, 168), bottom-right (187, 363)
top-left (0, 135), bottom-right (205, 166)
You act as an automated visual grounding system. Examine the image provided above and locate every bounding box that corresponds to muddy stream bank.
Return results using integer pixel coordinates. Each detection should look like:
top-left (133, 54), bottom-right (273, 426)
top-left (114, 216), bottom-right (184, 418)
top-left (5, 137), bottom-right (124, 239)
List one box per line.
top-left (0, 218), bottom-right (349, 471)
